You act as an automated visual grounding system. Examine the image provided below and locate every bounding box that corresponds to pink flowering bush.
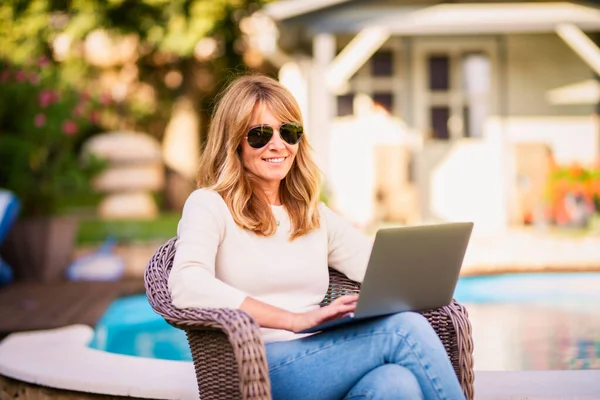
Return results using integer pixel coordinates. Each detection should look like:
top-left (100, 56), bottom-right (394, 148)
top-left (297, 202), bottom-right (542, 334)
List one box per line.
top-left (0, 57), bottom-right (108, 217)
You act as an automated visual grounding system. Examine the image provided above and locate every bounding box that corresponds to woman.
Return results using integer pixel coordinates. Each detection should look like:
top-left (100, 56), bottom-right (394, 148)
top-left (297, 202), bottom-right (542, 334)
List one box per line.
top-left (168, 74), bottom-right (466, 400)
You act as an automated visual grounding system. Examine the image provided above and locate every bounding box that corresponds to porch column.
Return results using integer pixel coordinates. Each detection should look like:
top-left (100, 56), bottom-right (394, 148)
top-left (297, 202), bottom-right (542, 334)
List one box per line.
top-left (309, 33), bottom-right (336, 181)
top-left (279, 58), bottom-right (311, 127)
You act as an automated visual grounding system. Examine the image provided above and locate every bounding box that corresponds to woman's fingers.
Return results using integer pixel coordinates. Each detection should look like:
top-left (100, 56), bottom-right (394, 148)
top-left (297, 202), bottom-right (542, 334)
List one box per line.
top-left (291, 294), bottom-right (360, 332)
top-left (332, 294), bottom-right (359, 305)
top-left (320, 299), bottom-right (357, 320)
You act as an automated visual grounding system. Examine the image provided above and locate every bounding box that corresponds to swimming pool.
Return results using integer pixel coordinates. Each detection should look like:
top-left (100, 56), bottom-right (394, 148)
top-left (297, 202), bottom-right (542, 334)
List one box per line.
top-left (89, 273), bottom-right (600, 370)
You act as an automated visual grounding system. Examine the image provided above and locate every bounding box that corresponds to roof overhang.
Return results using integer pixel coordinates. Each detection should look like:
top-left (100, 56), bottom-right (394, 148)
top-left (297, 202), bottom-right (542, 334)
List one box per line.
top-left (385, 2), bottom-right (600, 35)
top-left (263, 0), bottom-right (353, 21)
top-left (271, 2), bottom-right (600, 35)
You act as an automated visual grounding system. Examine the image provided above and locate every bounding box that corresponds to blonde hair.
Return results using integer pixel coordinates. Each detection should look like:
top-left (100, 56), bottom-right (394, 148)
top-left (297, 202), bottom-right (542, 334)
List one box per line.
top-left (197, 74), bottom-right (321, 240)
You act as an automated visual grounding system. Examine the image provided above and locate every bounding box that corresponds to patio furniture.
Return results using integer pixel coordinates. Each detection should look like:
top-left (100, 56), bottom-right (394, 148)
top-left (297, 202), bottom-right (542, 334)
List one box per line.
top-left (0, 190), bottom-right (19, 285)
top-left (144, 237), bottom-right (475, 400)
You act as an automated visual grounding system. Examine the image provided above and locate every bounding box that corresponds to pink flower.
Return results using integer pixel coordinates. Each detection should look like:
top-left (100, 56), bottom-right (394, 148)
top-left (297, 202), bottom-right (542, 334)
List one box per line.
top-left (61, 120), bottom-right (78, 135)
top-left (38, 56), bottom-right (50, 68)
top-left (39, 89), bottom-right (56, 108)
top-left (15, 70), bottom-right (27, 83)
top-left (34, 113), bottom-right (46, 127)
top-left (73, 104), bottom-right (85, 117)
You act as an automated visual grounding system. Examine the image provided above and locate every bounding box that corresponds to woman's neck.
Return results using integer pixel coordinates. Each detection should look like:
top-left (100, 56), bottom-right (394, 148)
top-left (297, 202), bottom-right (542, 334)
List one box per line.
top-left (261, 184), bottom-right (281, 206)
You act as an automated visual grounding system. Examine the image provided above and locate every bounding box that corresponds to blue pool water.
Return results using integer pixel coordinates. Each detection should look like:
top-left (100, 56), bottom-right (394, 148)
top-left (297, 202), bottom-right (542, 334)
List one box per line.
top-left (89, 294), bottom-right (192, 361)
top-left (89, 273), bottom-right (600, 369)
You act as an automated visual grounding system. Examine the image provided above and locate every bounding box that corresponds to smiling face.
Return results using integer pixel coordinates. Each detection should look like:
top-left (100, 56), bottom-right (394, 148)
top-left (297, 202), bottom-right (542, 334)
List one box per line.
top-left (240, 102), bottom-right (298, 202)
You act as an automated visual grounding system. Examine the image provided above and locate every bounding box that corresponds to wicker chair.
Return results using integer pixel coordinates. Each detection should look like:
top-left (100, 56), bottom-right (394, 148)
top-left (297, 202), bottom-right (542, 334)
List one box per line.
top-left (144, 237), bottom-right (475, 400)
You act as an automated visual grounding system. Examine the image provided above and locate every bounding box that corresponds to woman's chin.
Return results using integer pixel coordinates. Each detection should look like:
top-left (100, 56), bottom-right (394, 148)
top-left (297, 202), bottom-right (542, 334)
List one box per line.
top-left (259, 164), bottom-right (290, 179)
top-left (258, 170), bottom-right (289, 184)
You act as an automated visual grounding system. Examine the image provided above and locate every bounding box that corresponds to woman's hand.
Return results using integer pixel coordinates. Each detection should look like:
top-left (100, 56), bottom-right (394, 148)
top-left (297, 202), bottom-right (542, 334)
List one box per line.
top-left (289, 294), bottom-right (359, 333)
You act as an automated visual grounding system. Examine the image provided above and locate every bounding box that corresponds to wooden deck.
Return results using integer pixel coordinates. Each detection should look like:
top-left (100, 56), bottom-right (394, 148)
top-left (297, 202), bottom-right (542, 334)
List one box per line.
top-left (0, 279), bottom-right (146, 337)
top-left (1, 374), bottom-right (141, 400)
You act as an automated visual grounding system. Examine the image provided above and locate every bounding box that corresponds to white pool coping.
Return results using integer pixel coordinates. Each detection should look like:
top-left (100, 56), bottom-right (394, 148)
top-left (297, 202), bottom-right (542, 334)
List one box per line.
top-left (0, 325), bottom-right (599, 399)
top-left (0, 325), bottom-right (198, 399)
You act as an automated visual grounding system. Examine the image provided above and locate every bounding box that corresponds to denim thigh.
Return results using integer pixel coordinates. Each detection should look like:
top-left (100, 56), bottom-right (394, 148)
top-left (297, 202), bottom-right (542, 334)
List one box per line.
top-left (265, 312), bottom-right (465, 400)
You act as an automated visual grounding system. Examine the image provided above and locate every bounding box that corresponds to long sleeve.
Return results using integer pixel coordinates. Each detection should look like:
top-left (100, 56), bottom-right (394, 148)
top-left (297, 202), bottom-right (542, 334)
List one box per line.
top-left (322, 204), bottom-right (373, 283)
top-left (168, 189), bottom-right (248, 309)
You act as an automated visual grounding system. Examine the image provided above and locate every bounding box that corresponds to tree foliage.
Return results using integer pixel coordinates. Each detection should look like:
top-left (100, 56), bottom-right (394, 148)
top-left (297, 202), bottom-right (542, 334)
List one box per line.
top-left (1, 0), bottom-right (266, 59)
top-left (0, 0), bottom-right (273, 139)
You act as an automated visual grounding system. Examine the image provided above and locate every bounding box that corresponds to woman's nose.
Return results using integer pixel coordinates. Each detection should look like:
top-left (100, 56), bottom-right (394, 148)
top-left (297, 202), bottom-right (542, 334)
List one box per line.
top-left (267, 130), bottom-right (286, 149)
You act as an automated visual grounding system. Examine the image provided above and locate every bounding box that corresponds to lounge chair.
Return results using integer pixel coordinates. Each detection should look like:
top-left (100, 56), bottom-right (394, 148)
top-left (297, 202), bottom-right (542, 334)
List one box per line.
top-left (144, 237), bottom-right (475, 400)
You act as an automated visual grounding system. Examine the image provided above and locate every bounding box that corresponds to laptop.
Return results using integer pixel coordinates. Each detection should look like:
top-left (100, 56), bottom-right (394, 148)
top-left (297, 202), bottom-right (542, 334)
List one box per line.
top-left (299, 222), bottom-right (473, 334)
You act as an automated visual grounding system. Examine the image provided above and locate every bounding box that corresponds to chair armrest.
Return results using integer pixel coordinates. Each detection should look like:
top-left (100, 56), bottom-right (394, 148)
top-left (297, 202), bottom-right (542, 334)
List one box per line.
top-left (160, 306), bottom-right (272, 400)
top-left (144, 237), bottom-right (271, 399)
top-left (420, 299), bottom-right (474, 400)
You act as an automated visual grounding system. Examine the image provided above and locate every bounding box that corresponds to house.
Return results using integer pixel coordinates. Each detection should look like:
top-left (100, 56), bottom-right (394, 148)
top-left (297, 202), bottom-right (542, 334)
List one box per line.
top-left (247, 0), bottom-right (600, 231)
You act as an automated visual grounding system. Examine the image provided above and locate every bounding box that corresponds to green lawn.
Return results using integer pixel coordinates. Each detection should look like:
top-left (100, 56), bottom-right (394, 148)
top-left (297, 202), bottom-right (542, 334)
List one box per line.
top-left (77, 213), bottom-right (180, 245)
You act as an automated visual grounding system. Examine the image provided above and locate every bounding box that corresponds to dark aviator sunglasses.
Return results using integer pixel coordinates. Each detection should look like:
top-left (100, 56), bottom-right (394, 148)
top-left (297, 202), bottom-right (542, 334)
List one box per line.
top-left (244, 122), bottom-right (304, 149)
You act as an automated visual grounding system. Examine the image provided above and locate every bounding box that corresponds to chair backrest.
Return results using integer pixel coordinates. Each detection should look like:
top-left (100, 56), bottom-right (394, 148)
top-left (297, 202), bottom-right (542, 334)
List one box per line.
top-left (144, 237), bottom-right (178, 324)
top-left (320, 268), bottom-right (361, 306)
top-left (144, 237), bottom-right (362, 318)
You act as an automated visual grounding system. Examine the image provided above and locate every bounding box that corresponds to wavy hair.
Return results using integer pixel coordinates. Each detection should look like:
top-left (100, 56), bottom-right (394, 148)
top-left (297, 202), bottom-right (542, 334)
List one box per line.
top-left (197, 74), bottom-right (321, 240)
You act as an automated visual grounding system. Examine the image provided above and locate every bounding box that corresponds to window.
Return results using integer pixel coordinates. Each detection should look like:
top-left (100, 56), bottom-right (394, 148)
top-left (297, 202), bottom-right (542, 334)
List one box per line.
top-left (461, 53), bottom-right (490, 138)
top-left (420, 48), bottom-right (491, 139)
top-left (428, 55), bottom-right (450, 91)
top-left (373, 92), bottom-right (394, 113)
top-left (339, 44), bottom-right (403, 119)
top-left (336, 93), bottom-right (355, 117)
top-left (430, 107), bottom-right (450, 139)
top-left (371, 51), bottom-right (393, 77)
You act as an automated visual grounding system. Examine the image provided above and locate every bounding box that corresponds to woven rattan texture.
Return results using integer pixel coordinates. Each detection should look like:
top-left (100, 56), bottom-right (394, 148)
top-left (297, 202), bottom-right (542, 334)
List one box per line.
top-left (145, 237), bottom-right (474, 400)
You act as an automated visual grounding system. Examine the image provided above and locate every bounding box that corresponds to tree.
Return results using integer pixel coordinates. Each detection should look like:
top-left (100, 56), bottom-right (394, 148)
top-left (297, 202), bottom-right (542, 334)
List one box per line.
top-left (1, 0), bottom-right (274, 136)
top-left (1, 0), bottom-right (276, 208)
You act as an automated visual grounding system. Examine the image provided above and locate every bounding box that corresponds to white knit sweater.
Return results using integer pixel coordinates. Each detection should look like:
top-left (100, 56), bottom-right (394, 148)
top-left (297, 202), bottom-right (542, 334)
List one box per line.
top-left (168, 189), bottom-right (373, 343)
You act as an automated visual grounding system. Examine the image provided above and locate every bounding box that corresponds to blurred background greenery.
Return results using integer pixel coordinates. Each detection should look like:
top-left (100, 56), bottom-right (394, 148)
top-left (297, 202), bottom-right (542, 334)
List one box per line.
top-left (0, 0), bottom-right (274, 235)
top-left (76, 213), bottom-right (180, 245)
top-left (1, 0), bottom-right (271, 134)
top-left (0, 1), bottom-right (279, 277)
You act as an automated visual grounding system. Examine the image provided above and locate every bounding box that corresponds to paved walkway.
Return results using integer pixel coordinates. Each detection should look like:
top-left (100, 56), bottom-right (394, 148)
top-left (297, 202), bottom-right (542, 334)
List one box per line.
top-left (475, 370), bottom-right (600, 399)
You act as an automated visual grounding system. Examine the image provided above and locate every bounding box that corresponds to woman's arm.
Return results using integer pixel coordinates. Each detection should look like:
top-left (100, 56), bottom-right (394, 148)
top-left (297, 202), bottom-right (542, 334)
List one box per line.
top-left (240, 294), bottom-right (359, 333)
top-left (239, 204), bottom-right (368, 332)
top-left (169, 190), bottom-right (248, 309)
top-left (322, 204), bottom-right (373, 283)
top-left (170, 191), bottom-right (358, 332)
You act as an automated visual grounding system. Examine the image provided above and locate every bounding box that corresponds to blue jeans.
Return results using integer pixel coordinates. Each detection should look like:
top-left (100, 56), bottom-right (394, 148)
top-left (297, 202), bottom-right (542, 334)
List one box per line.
top-left (265, 312), bottom-right (466, 400)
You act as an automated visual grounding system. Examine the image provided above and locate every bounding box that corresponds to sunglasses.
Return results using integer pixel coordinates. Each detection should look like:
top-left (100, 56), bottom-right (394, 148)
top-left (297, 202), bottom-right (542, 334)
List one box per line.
top-left (244, 122), bottom-right (304, 149)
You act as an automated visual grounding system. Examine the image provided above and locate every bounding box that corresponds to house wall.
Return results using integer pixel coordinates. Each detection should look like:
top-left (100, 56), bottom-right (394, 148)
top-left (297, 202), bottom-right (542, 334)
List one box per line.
top-left (413, 33), bottom-right (599, 230)
top-left (288, 31), bottom-right (599, 229)
top-left (414, 137), bottom-right (509, 231)
top-left (502, 34), bottom-right (599, 166)
top-left (505, 34), bottom-right (593, 118)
